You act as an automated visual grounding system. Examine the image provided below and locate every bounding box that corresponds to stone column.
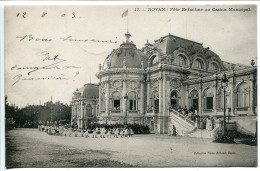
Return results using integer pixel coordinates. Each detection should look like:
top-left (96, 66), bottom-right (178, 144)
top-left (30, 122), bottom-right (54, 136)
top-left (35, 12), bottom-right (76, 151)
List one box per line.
top-left (198, 86), bottom-right (202, 115)
top-left (77, 102), bottom-right (80, 127)
top-left (92, 101), bottom-right (96, 119)
top-left (213, 85), bottom-right (217, 115)
top-left (83, 103), bottom-right (86, 129)
top-left (163, 72), bottom-right (166, 115)
top-left (76, 103), bottom-right (78, 118)
top-left (162, 72), bottom-right (168, 134)
top-left (80, 100), bottom-right (83, 129)
top-left (166, 78), bottom-right (171, 114)
top-left (157, 74), bottom-right (165, 134)
top-left (99, 81), bottom-right (101, 114)
top-left (140, 80), bottom-right (144, 114)
top-left (71, 102), bottom-right (74, 124)
top-left (185, 86), bottom-right (189, 109)
top-left (106, 80), bottom-right (110, 115)
top-left (230, 80), bottom-right (235, 115)
top-left (122, 79), bottom-right (127, 123)
top-left (159, 77), bottom-right (163, 114)
top-left (147, 77), bottom-right (150, 108)
top-left (249, 78), bottom-right (254, 114)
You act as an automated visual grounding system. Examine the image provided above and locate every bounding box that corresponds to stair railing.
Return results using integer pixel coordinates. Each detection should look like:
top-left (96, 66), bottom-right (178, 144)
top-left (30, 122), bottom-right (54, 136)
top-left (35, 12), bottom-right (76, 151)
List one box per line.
top-left (169, 109), bottom-right (196, 126)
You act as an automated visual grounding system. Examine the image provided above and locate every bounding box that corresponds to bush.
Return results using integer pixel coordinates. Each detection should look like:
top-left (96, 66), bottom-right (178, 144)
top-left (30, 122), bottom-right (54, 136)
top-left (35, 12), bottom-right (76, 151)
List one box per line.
top-left (213, 127), bottom-right (235, 143)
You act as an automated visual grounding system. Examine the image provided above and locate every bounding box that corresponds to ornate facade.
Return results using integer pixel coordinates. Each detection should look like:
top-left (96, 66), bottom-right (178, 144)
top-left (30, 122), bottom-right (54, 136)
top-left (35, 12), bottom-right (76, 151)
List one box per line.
top-left (71, 33), bottom-right (257, 134)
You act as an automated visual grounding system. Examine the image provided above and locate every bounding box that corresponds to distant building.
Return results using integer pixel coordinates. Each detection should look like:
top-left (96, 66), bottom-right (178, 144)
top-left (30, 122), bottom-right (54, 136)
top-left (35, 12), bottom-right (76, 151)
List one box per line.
top-left (71, 84), bottom-right (99, 129)
top-left (71, 32), bottom-right (257, 135)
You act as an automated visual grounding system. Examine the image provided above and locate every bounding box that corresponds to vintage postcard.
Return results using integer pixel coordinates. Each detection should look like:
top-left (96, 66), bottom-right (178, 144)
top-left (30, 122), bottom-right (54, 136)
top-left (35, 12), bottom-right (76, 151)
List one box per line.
top-left (3, 4), bottom-right (257, 168)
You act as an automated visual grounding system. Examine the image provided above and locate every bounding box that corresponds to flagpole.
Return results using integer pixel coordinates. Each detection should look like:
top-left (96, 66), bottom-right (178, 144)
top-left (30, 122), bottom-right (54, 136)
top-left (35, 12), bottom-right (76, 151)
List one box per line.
top-left (127, 10), bottom-right (129, 33)
top-left (90, 66), bottom-right (91, 83)
top-left (122, 9), bottom-right (129, 33)
top-left (170, 20), bottom-right (171, 34)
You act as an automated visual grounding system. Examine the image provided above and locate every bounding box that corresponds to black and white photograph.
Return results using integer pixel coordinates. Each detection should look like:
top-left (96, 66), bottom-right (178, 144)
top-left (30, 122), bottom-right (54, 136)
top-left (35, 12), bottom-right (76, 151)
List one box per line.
top-left (2, 3), bottom-right (258, 168)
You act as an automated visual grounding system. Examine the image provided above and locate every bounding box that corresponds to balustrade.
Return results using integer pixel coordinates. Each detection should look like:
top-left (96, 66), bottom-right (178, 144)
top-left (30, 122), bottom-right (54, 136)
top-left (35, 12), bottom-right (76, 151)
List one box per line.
top-left (170, 109), bottom-right (196, 126)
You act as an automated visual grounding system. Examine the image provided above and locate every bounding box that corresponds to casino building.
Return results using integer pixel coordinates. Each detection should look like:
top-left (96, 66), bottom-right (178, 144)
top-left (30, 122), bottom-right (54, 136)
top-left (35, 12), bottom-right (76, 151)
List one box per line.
top-left (71, 32), bottom-right (257, 135)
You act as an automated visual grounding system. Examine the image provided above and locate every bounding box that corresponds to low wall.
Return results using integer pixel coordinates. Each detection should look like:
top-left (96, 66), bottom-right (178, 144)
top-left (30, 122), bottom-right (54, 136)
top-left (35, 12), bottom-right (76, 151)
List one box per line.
top-left (229, 116), bottom-right (257, 137)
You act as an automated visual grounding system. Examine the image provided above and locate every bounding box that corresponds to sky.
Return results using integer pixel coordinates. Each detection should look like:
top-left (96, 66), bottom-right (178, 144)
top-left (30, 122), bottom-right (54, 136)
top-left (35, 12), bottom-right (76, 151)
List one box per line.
top-left (4, 5), bottom-right (257, 108)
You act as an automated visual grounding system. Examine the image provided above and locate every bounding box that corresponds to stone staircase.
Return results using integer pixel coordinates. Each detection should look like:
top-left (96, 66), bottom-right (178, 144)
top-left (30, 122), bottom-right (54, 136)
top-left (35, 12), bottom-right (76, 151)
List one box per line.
top-left (168, 109), bottom-right (197, 136)
top-left (169, 109), bottom-right (217, 139)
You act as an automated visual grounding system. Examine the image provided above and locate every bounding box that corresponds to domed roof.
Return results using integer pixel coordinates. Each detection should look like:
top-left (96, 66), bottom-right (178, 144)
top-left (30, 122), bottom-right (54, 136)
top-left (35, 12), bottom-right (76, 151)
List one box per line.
top-left (82, 83), bottom-right (99, 99)
top-left (103, 33), bottom-right (148, 69)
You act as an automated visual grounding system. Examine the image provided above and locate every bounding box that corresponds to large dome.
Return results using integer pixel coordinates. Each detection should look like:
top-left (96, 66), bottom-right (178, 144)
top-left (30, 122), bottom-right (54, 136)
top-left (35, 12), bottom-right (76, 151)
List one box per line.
top-left (82, 83), bottom-right (99, 99)
top-left (103, 33), bottom-right (148, 69)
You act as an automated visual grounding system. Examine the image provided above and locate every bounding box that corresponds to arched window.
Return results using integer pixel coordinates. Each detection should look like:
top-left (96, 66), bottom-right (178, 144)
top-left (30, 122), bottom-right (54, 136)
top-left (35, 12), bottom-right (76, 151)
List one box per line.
top-left (217, 87), bottom-right (231, 110)
top-left (209, 62), bottom-right (219, 72)
top-left (150, 91), bottom-right (159, 111)
top-left (190, 90), bottom-right (199, 110)
top-left (217, 87), bottom-right (231, 109)
top-left (193, 59), bottom-right (204, 69)
top-left (203, 87), bottom-right (214, 109)
top-left (151, 55), bottom-right (159, 66)
top-left (236, 83), bottom-right (249, 108)
top-left (217, 88), bottom-right (223, 109)
top-left (86, 104), bottom-right (93, 117)
top-left (77, 105), bottom-right (80, 118)
top-left (100, 92), bottom-right (106, 112)
top-left (128, 91), bottom-right (137, 111)
top-left (170, 90), bottom-right (178, 109)
top-left (175, 54), bottom-right (187, 66)
top-left (112, 91), bottom-right (121, 110)
top-left (170, 58), bottom-right (174, 64)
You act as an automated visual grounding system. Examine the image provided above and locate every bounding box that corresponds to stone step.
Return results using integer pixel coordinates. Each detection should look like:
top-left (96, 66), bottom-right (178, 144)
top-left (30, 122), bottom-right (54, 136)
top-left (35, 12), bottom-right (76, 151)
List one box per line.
top-left (169, 115), bottom-right (196, 136)
top-left (188, 129), bottom-right (216, 139)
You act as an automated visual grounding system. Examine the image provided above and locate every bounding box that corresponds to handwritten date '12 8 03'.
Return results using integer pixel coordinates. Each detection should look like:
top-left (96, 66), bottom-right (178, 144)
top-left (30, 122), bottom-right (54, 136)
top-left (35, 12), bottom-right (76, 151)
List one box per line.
top-left (16, 12), bottom-right (77, 18)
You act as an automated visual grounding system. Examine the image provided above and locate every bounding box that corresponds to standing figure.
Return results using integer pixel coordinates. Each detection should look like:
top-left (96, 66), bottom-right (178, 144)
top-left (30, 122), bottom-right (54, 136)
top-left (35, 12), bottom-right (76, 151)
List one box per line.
top-left (77, 130), bottom-right (83, 137)
top-left (208, 117), bottom-right (213, 131)
top-left (83, 129), bottom-right (89, 138)
top-left (172, 125), bottom-right (177, 136)
top-left (62, 129), bottom-right (67, 136)
top-left (130, 128), bottom-right (134, 136)
top-left (123, 128), bottom-right (128, 137)
top-left (48, 126), bottom-right (52, 135)
top-left (41, 124), bottom-right (45, 132)
top-left (120, 129), bottom-right (125, 138)
top-left (127, 128), bottom-right (131, 137)
top-left (71, 130), bottom-right (77, 137)
top-left (106, 129), bottom-right (112, 138)
top-left (92, 128), bottom-right (98, 138)
top-left (114, 128), bottom-right (119, 138)
top-left (67, 128), bottom-right (72, 137)
top-left (100, 127), bottom-right (106, 138)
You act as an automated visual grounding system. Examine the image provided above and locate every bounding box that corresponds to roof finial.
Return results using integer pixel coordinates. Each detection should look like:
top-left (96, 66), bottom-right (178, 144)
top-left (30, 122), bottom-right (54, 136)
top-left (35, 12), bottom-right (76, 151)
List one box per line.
top-left (145, 40), bottom-right (152, 47)
top-left (251, 59), bottom-right (255, 67)
top-left (125, 32), bottom-right (131, 42)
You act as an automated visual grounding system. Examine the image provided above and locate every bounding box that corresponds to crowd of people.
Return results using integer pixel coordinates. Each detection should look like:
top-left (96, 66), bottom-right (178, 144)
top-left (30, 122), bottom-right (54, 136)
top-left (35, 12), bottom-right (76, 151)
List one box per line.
top-left (172, 105), bottom-right (199, 122)
top-left (172, 105), bottom-right (216, 130)
top-left (38, 124), bottom-right (134, 138)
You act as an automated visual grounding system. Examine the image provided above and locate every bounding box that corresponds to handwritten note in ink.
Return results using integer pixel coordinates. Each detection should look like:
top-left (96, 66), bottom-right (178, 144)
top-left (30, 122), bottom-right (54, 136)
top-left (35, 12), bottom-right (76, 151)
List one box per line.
top-left (5, 6), bottom-right (120, 106)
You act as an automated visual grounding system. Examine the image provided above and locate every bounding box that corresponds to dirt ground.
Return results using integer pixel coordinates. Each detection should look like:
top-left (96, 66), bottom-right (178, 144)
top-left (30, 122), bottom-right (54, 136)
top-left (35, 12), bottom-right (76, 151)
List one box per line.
top-left (5, 128), bottom-right (257, 168)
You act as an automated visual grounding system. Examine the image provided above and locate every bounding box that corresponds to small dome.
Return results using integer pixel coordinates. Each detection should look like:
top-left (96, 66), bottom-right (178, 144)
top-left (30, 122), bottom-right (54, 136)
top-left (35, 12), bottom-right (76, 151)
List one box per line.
top-left (103, 33), bottom-right (148, 69)
top-left (82, 83), bottom-right (99, 98)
